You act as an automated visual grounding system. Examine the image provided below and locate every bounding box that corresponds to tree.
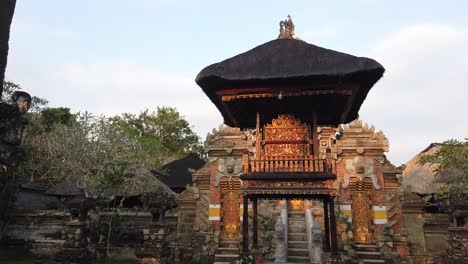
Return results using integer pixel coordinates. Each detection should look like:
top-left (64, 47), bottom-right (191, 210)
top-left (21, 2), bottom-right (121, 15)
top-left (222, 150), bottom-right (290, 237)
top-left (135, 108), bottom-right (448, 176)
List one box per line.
top-left (419, 139), bottom-right (468, 200)
top-left (0, 0), bottom-right (17, 97)
top-left (109, 107), bottom-right (204, 162)
top-left (17, 106), bottom-right (204, 187)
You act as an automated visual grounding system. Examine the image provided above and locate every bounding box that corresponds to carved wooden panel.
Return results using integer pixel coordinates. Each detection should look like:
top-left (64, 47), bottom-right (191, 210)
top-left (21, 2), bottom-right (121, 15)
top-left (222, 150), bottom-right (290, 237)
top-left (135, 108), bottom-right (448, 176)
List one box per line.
top-left (350, 178), bottom-right (374, 243)
top-left (263, 115), bottom-right (310, 156)
top-left (220, 178), bottom-right (241, 240)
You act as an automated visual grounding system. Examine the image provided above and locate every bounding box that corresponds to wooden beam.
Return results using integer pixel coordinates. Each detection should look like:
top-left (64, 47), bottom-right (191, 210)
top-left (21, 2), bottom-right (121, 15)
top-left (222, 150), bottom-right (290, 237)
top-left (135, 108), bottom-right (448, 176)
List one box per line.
top-left (312, 112), bottom-right (319, 157)
top-left (221, 89), bottom-right (352, 102)
top-left (255, 112), bottom-right (261, 157)
top-left (220, 100), bottom-right (240, 127)
top-left (330, 196), bottom-right (338, 253)
top-left (252, 197), bottom-right (258, 249)
top-left (216, 83), bottom-right (358, 95)
top-left (242, 195), bottom-right (249, 254)
top-left (323, 196), bottom-right (331, 252)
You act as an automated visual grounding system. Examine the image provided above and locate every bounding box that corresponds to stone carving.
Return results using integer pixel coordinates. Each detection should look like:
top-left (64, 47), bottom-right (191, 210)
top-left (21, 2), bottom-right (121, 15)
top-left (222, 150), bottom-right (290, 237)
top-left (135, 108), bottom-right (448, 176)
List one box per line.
top-left (11, 91), bottom-right (32, 113)
top-left (278, 15), bottom-right (295, 39)
top-left (342, 155), bottom-right (381, 190)
top-left (204, 124), bottom-right (254, 153)
top-left (214, 157), bottom-right (243, 186)
top-left (338, 119), bottom-right (389, 153)
top-left (274, 216), bottom-right (287, 262)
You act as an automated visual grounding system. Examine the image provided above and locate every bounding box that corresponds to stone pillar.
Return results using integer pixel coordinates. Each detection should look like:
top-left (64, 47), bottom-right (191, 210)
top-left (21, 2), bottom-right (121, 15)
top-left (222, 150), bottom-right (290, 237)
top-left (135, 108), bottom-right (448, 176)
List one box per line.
top-left (402, 191), bottom-right (427, 263)
top-left (242, 195), bottom-right (249, 254)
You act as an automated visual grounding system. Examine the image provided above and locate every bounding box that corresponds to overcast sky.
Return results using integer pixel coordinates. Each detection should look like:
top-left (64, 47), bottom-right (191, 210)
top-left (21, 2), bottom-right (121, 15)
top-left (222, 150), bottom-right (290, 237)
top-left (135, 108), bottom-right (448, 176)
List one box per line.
top-left (6, 0), bottom-right (468, 165)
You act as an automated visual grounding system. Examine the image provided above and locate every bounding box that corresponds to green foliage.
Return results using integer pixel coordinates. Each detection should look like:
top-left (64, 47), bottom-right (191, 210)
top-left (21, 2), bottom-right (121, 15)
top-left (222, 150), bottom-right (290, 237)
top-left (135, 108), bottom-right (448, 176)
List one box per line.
top-left (419, 139), bottom-right (468, 199)
top-left (40, 107), bottom-right (76, 130)
top-left (18, 107), bottom-right (202, 187)
top-left (109, 107), bottom-right (204, 160)
top-left (89, 165), bottom-right (126, 196)
top-left (96, 210), bottom-right (128, 244)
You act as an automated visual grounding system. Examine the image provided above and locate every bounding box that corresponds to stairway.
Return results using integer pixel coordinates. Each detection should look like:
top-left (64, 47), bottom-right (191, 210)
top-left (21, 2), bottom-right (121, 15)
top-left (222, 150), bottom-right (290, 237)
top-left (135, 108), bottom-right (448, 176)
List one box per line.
top-left (214, 240), bottom-right (240, 264)
top-left (354, 244), bottom-right (384, 263)
top-left (287, 211), bottom-right (310, 263)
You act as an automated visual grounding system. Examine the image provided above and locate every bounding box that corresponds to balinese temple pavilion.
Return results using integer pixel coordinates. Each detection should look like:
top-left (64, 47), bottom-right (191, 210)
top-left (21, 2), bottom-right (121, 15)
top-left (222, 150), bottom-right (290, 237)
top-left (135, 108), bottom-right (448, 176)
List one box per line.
top-left (191, 16), bottom-right (404, 264)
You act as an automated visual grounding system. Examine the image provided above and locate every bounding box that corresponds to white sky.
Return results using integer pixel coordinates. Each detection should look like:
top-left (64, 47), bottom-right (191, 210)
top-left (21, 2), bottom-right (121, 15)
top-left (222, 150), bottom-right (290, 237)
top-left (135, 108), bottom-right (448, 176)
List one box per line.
top-left (6, 0), bottom-right (468, 165)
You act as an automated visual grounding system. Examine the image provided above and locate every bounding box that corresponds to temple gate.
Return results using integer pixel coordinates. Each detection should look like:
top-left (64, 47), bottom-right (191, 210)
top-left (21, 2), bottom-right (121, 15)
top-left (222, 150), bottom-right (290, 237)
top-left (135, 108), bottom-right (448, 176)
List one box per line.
top-left (192, 15), bottom-right (410, 264)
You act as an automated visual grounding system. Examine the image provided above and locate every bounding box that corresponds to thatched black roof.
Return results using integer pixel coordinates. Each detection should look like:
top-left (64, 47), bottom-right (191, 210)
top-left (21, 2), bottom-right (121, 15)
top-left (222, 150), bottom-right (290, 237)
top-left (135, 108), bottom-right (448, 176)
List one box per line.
top-left (196, 38), bottom-right (385, 128)
top-left (153, 154), bottom-right (206, 193)
top-left (45, 180), bottom-right (83, 197)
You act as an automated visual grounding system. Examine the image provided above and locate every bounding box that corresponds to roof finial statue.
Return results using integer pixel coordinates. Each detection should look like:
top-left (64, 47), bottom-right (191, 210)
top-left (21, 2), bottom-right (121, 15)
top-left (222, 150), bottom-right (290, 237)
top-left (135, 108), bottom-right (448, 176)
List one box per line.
top-left (278, 15), bottom-right (295, 39)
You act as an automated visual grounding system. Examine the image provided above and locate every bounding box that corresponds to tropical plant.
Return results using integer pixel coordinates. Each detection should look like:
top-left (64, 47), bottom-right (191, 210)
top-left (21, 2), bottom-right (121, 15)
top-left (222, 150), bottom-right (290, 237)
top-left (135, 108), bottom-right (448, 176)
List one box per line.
top-left (419, 139), bottom-right (468, 200)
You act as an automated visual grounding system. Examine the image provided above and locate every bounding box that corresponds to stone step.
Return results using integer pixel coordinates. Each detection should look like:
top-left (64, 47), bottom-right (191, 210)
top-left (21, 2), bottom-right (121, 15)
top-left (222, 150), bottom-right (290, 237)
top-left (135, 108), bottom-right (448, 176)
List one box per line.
top-left (288, 213), bottom-right (305, 218)
top-left (217, 247), bottom-right (240, 255)
top-left (288, 248), bottom-right (309, 257)
top-left (214, 254), bottom-right (239, 263)
top-left (354, 244), bottom-right (379, 249)
top-left (288, 241), bottom-right (308, 249)
top-left (288, 232), bottom-right (307, 241)
top-left (357, 251), bottom-right (381, 257)
top-left (288, 255), bottom-right (310, 263)
top-left (220, 240), bottom-right (240, 248)
top-left (289, 219), bottom-right (306, 225)
top-left (289, 226), bottom-right (306, 233)
top-left (361, 259), bottom-right (385, 263)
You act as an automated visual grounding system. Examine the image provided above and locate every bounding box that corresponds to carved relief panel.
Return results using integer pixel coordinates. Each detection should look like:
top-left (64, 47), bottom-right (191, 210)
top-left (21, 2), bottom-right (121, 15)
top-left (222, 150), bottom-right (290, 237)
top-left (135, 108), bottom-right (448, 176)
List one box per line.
top-left (220, 178), bottom-right (241, 240)
top-left (350, 177), bottom-right (374, 243)
top-left (263, 115), bottom-right (310, 156)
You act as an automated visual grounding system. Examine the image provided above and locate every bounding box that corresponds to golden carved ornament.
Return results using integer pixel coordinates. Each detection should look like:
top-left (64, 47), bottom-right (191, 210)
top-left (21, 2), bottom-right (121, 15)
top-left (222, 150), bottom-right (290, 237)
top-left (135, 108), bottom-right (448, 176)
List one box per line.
top-left (246, 180), bottom-right (326, 189)
top-left (350, 178), bottom-right (374, 243)
top-left (264, 115), bottom-right (310, 156)
top-left (289, 199), bottom-right (305, 211)
top-left (220, 178), bottom-right (241, 240)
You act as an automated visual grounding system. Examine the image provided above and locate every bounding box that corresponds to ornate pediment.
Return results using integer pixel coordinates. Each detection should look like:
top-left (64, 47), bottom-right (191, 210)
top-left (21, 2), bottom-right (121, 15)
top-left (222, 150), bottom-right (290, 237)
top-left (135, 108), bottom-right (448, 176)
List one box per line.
top-left (263, 115), bottom-right (310, 156)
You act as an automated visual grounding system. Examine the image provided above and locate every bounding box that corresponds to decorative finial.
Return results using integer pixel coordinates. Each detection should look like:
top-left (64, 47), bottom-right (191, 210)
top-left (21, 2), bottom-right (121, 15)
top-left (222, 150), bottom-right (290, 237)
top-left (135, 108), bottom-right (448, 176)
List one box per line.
top-left (278, 14), bottom-right (295, 39)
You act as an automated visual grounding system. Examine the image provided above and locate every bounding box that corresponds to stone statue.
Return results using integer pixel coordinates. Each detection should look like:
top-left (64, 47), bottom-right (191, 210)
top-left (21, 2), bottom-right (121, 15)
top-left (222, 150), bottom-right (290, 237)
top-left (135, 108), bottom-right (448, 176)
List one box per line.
top-left (278, 15), bottom-right (295, 39)
top-left (274, 216), bottom-right (287, 262)
top-left (11, 91), bottom-right (31, 113)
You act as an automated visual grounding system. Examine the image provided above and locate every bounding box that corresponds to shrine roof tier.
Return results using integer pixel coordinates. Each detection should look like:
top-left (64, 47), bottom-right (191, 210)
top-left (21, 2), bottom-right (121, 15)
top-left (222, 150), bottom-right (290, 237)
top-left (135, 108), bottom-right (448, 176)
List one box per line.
top-left (196, 39), bottom-right (384, 129)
